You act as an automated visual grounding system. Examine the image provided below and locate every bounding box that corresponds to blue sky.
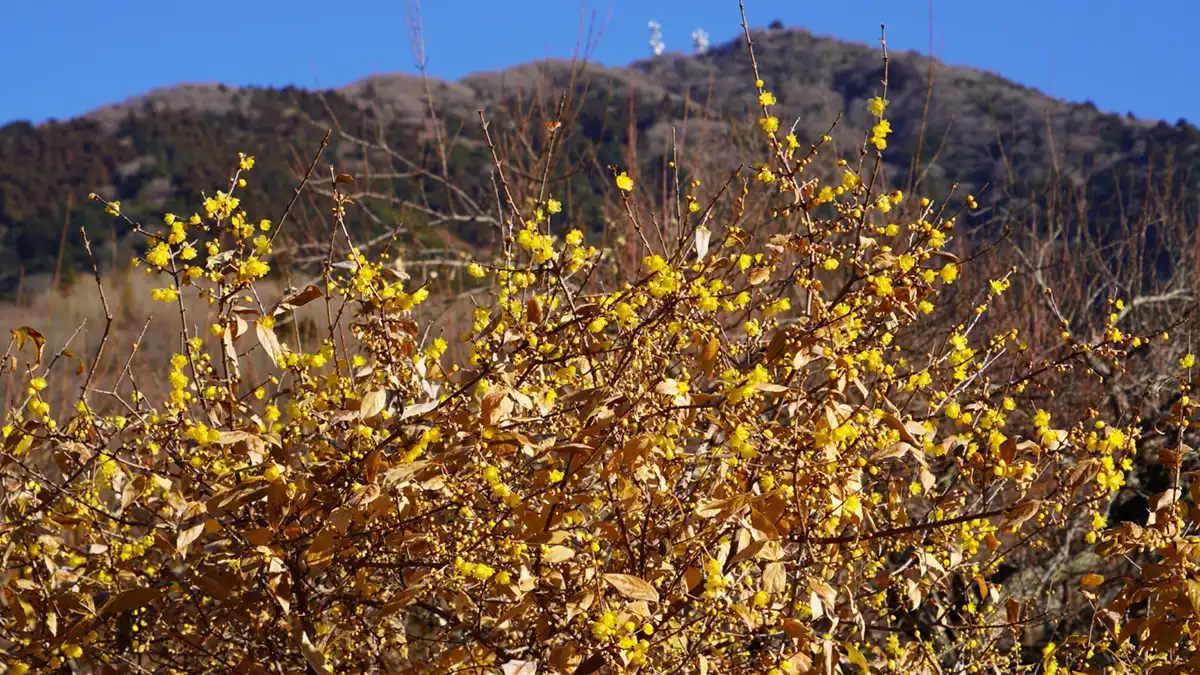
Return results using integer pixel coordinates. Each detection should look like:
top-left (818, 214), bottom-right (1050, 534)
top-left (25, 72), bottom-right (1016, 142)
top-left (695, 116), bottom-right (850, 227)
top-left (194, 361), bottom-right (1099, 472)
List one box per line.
top-left (0, 1), bottom-right (1193, 126)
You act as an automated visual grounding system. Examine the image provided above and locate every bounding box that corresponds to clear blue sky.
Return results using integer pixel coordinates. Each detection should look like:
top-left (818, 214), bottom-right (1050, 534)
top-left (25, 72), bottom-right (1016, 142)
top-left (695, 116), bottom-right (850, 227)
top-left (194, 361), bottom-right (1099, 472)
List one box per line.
top-left (1, 1), bottom-right (1193, 126)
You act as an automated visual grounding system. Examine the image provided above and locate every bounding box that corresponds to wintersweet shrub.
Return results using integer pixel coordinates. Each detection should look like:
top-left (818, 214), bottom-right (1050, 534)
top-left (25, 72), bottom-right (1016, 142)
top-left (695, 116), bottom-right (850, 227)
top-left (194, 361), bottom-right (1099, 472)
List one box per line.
top-left (0, 18), bottom-right (1193, 675)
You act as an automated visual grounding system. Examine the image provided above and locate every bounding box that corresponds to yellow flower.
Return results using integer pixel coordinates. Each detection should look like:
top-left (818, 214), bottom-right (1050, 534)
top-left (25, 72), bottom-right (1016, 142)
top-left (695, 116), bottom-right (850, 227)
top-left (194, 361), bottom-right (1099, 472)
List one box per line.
top-left (759, 91), bottom-right (776, 106)
top-left (1182, 353), bottom-right (1196, 369)
top-left (467, 263), bottom-right (486, 278)
top-left (61, 643), bottom-right (83, 659)
top-left (868, 96), bottom-right (888, 116)
top-left (150, 286), bottom-right (180, 303)
top-left (870, 119), bottom-right (892, 151)
top-left (616, 171), bottom-right (634, 192)
top-left (940, 264), bottom-right (958, 284)
top-left (547, 198), bottom-right (562, 214)
top-left (145, 243), bottom-right (171, 268)
top-left (566, 229), bottom-right (583, 246)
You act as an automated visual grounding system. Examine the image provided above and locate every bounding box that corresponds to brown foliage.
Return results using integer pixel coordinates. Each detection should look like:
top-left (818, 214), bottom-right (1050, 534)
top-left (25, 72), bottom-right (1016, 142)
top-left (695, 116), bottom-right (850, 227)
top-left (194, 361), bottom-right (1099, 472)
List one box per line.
top-left (1, 9), bottom-right (1198, 675)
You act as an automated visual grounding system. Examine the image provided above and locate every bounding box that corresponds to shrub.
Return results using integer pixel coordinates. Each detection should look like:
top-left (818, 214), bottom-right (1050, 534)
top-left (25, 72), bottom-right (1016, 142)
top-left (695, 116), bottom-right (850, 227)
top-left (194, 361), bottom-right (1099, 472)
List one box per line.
top-left (0, 15), bottom-right (1191, 675)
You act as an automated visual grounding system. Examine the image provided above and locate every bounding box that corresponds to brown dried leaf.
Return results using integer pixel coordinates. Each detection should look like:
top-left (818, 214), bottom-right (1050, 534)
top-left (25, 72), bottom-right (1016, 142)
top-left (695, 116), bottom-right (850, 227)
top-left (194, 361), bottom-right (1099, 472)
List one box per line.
top-left (398, 400), bottom-right (439, 421)
top-left (654, 379), bottom-right (680, 396)
top-left (500, 661), bottom-right (538, 675)
top-left (306, 527), bottom-right (337, 570)
top-left (700, 335), bottom-right (720, 378)
top-left (544, 546), bottom-right (575, 563)
top-left (527, 531), bottom-right (572, 546)
top-left (99, 587), bottom-right (161, 616)
top-left (382, 461), bottom-right (430, 488)
top-left (779, 618), bottom-right (811, 641)
top-left (359, 389), bottom-right (388, 420)
top-left (274, 285), bottom-right (325, 314)
top-left (11, 326), bottom-right (45, 367)
top-left (526, 297), bottom-right (544, 324)
top-left (347, 484), bottom-right (381, 509)
top-left (845, 642), bottom-right (868, 673)
top-left (602, 573), bottom-right (660, 603)
top-left (810, 579), bottom-right (837, 612)
top-left (296, 624), bottom-right (332, 675)
top-left (871, 442), bottom-right (913, 462)
top-left (60, 349), bottom-right (85, 375)
top-left (176, 520), bottom-right (205, 555)
top-left (482, 389), bottom-right (513, 426)
top-left (1187, 580), bottom-right (1200, 614)
top-left (1149, 488), bottom-right (1181, 512)
top-left (694, 226), bottom-right (712, 260)
top-left (222, 324), bottom-right (240, 379)
top-left (1002, 500), bottom-right (1041, 531)
top-left (256, 321), bottom-right (283, 367)
top-left (621, 434), bottom-right (655, 466)
top-left (695, 493), bottom-right (755, 519)
top-left (881, 413), bottom-right (921, 446)
top-left (566, 590), bottom-right (595, 622)
top-left (763, 562), bottom-right (786, 594)
top-left (364, 448), bottom-right (382, 484)
top-left (377, 583), bottom-right (427, 619)
top-left (919, 468), bottom-right (936, 492)
top-left (1006, 598), bottom-right (1021, 625)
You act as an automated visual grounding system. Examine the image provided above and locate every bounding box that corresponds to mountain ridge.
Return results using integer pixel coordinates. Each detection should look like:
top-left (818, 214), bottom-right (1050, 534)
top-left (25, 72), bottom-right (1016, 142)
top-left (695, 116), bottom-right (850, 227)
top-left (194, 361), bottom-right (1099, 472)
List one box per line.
top-left (0, 24), bottom-right (1195, 294)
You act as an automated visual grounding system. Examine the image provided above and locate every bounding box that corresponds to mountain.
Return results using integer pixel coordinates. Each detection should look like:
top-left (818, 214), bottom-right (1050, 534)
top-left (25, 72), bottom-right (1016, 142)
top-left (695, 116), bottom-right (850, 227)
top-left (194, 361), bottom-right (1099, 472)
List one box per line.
top-left (1, 24), bottom-right (1196, 295)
